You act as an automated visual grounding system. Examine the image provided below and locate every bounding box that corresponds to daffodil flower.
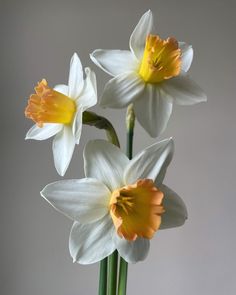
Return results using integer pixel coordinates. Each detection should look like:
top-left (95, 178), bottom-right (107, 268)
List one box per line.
top-left (41, 139), bottom-right (187, 264)
top-left (25, 53), bottom-right (97, 176)
top-left (91, 10), bottom-right (207, 137)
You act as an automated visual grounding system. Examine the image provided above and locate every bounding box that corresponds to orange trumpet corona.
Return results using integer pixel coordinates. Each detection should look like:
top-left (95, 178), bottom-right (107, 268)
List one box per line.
top-left (110, 179), bottom-right (164, 241)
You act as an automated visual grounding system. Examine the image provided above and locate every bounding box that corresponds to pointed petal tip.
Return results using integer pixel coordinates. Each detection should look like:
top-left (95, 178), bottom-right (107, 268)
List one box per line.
top-left (25, 129), bottom-right (32, 140)
top-left (40, 186), bottom-right (53, 204)
top-left (169, 137), bottom-right (174, 143)
top-left (193, 92), bottom-right (207, 104)
top-left (70, 52), bottom-right (80, 65)
top-left (90, 50), bottom-right (96, 57)
top-left (40, 189), bottom-right (52, 204)
top-left (58, 170), bottom-right (65, 177)
top-left (163, 137), bottom-right (174, 145)
top-left (54, 163), bottom-right (66, 177)
top-left (146, 9), bottom-right (152, 15)
top-left (40, 184), bottom-right (51, 199)
top-left (72, 52), bottom-right (79, 59)
top-left (90, 51), bottom-right (98, 63)
top-left (148, 127), bottom-right (166, 138)
top-left (169, 138), bottom-right (175, 152)
top-left (141, 9), bottom-right (152, 18)
top-left (148, 129), bottom-right (159, 138)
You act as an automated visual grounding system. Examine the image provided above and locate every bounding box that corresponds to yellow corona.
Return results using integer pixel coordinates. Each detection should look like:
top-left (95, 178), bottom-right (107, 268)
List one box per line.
top-left (139, 35), bottom-right (181, 83)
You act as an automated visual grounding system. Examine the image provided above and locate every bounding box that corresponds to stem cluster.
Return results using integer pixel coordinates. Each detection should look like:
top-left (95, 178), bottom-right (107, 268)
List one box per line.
top-left (84, 107), bottom-right (135, 295)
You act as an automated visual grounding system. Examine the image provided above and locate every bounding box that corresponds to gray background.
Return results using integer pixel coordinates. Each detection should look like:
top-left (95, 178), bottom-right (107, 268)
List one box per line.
top-left (1, 0), bottom-right (236, 294)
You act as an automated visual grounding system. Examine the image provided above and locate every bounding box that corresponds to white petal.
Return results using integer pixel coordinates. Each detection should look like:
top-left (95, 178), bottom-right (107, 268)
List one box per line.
top-left (114, 235), bottom-right (150, 264)
top-left (41, 178), bottom-right (110, 224)
top-left (78, 67), bottom-right (97, 111)
top-left (124, 138), bottom-right (174, 184)
top-left (54, 84), bottom-right (69, 96)
top-left (179, 42), bottom-right (194, 72)
top-left (100, 72), bottom-right (145, 109)
top-left (68, 53), bottom-right (84, 99)
top-left (159, 184), bottom-right (188, 229)
top-left (162, 73), bottom-right (207, 105)
top-left (90, 49), bottom-right (138, 76)
top-left (129, 10), bottom-right (153, 60)
top-left (52, 126), bottom-right (75, 176)
top-left (72, 108), bottom-right (82, 144)
top-left (154, 144), bottom-right (173, 187)
top-left (69, 216), bottom-right (116, 264)
top-left (84, 139), bottom-right (129, 191)
top-left (133, 84), bottom-right (173, 138)
top-left (25, 123), bottom-right (62, 140)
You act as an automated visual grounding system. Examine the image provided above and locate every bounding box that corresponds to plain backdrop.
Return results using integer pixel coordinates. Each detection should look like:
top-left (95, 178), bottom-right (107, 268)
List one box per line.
top-left (1, 0), bottom-right (236, 294)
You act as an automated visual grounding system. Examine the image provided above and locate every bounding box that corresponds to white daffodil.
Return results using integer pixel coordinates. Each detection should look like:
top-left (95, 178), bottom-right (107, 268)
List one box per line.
top-left (25, 53), bottom-right (97, 176)
top-left (91, 10), bottom-right (207, 137)
top-left (41, 139), bottom-right (187, 264)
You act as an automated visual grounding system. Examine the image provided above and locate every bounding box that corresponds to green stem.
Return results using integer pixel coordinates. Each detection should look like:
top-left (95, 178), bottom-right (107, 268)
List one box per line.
top-left (99, 258), bottom-right (108, 295)
top-left (126, 128), bottom-right (134, 160)
top-left (83, 111), bottom-right (120, 148)
top-left (118, 257), bottom-right (128, 295)
top-left (108, 251), bottom-right (118, 295)
top-left (118, 104), bottom-right (135, 295)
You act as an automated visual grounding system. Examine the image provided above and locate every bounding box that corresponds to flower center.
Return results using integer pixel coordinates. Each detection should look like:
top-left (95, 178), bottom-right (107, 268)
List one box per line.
top-left (139, 34), bottom-right (181, 84)
top-left (25, 79), bottom-right (76, 127)
top-left (109, 179), bottom-right (164, 241)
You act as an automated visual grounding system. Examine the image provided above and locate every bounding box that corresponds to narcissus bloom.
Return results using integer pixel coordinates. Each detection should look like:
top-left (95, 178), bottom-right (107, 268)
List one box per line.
top-left (91, 10), bottom-right (207, 137)
top-left (25, 53), bottom-right (97, 176)
top-left (41, 139), bottom-right (187, 264)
